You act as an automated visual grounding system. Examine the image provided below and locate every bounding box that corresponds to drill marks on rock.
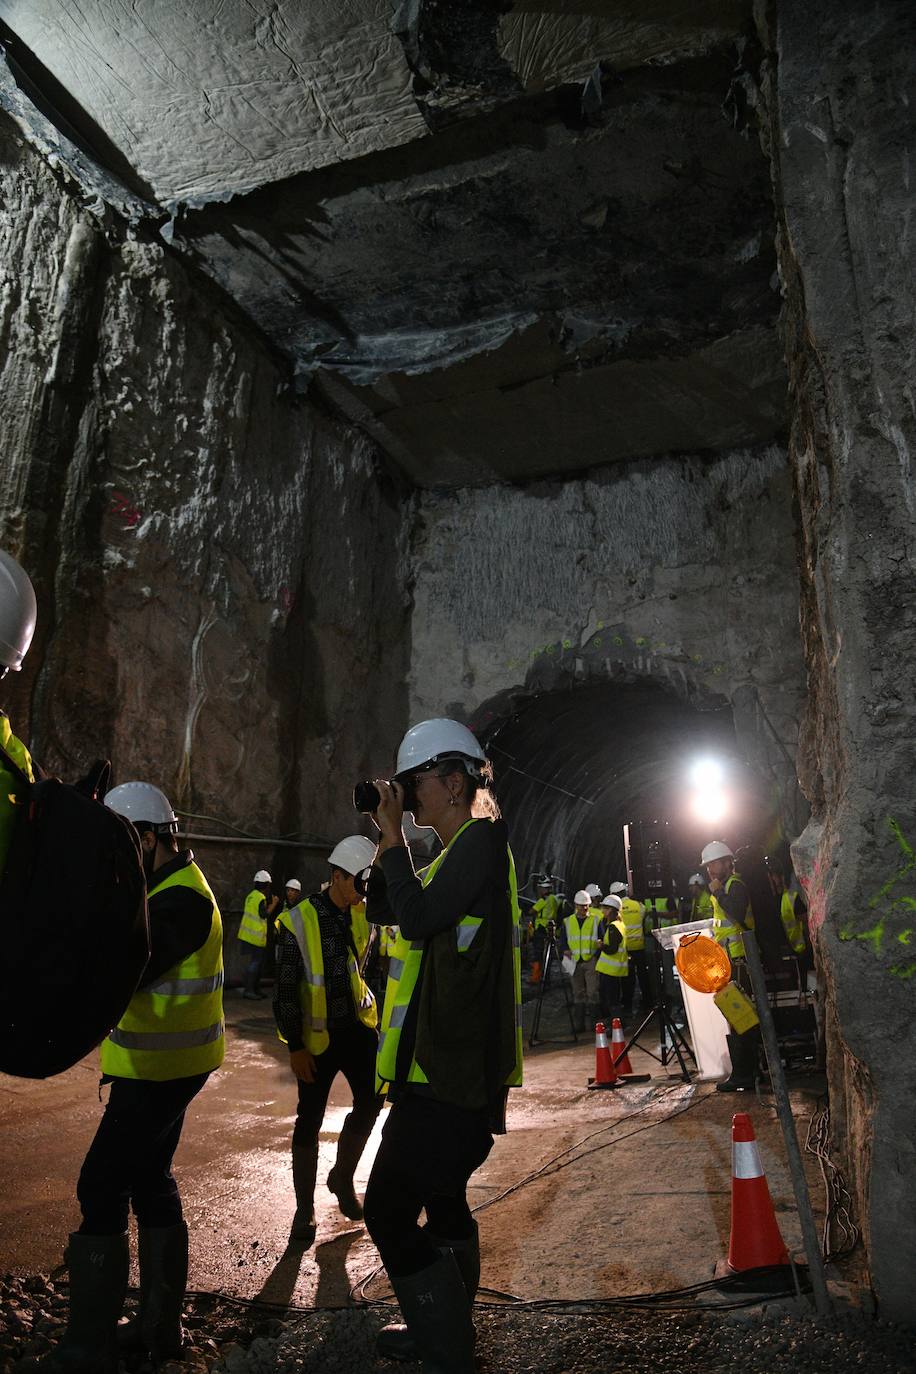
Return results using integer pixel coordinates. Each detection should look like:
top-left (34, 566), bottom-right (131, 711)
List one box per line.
top-left (839, 818), bottom-right (916, 978)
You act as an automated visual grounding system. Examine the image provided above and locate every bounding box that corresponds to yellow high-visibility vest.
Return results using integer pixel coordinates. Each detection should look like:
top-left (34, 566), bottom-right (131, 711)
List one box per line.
top-left (276, 899), bottom-right (377, 1055)
top-left (238, 889), bottom-right (268, 948)
top-left (377, 820), bottom-right (523, 1092)
top-left (350, 901), bottom-right (370, 961)
top-left (564, 913), bottom-right (601, 961)
top-left (620, 898), bottom-right (645, 951)
top-left (532, 893), bottom-right (559, 929)
top-left (779, 890), bottom-right (805, 954)
top-left (595, 919), bottom-right (628, 976)
top-left (711, 874), bottom-right (755, 959)
top-left (689, 889), bottom-right (714, 922)
top-left (0, 712), bottom-right (33, 876)
top-left (101, 861), bottom-right (224, 1081)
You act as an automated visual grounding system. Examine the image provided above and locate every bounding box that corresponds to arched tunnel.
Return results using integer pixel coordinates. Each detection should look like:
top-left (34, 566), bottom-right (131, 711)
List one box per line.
top-left (480, 681), bottom-right (776, 901)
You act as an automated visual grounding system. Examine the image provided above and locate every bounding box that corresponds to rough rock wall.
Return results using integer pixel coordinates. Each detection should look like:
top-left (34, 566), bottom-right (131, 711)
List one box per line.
top-left (409, 442), bottom-right (806, 836)
top-left (0, 112), bottom-right (410, 917)
top-left (756, 0), bottom-right (916, 1322)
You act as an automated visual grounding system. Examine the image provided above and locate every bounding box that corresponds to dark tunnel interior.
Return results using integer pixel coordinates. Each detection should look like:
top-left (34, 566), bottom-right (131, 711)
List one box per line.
top-left (480, 682), bottom-right (780, 907)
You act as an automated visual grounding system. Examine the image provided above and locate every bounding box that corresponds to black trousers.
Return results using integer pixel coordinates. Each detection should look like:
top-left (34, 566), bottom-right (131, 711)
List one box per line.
top-left (293, 1020), bottom-right (382, 1151)
top-left (77, 1073), bottom-right (209, 1234)
top-left (598, 972), bottom-right (624, 1020)
top-left (363, 1092), bottom-right (493, 1278)
top-left (622, 948), bottom-right (652, 1013)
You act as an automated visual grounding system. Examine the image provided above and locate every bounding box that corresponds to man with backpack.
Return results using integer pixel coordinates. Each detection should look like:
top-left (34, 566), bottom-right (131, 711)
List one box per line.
top-left (39, 781), bottom-right (225, 1372)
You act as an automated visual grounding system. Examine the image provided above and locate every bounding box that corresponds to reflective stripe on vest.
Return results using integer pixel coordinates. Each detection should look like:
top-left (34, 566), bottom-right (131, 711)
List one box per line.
top-left (595, 919), bottom-right (629, 976)
top-left (277, 899), bottom-right (377, 1055)
top-left (711, 873), bottom-right (755, 959)
top-left (376, 820), bottom-right (524, 1090)
top-left (564, 913), bottom-right (601, 961)
top-left (620, 898), bottom-right (645, 951)
top-left (101, 861), bottom-right (225, 1081)
top-left (238, 889), bottom-right (267, 947)
top-left (780, 891), bottom-right (805, 954)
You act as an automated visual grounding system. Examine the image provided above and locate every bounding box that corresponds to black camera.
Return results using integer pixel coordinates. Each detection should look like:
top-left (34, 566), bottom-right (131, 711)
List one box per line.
top-left (353, 778), bottom-right (418, 814)
top-left (353, 781), bottom-right (381, 813)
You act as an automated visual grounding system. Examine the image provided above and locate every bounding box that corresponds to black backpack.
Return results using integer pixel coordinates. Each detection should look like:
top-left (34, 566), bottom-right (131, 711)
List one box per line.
top-left (0, 751), bottom-right (149, 1078)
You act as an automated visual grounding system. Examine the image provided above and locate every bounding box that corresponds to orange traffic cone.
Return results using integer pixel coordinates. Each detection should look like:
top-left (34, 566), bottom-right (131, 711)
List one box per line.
top-left (530, 961), bottom-right (542, 984)
top-left (727, 1113), bottom-right (790, 1271)
top-left (587, 1022), bottom-right (620, 1090)
top-left (609, 1017), bottom-right (634, 1074)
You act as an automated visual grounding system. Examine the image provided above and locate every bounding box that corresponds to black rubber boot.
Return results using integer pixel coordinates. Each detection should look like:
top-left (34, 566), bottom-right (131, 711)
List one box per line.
top-left (387, 1252), bottom-right (475, 1374)
top-left (37, 1232), bottom-right (128, 1372)
top-left (377, 1223), bottom-right (480, 1363)
top-left (327, 1110), bottom-right (376, 1221)
top-left (136, 1221), bottom-right (188, 1362)
top-left (716, 1031), bottom-right (759, 1091)
top-left (290, 1143), bottom-right (318, 1246)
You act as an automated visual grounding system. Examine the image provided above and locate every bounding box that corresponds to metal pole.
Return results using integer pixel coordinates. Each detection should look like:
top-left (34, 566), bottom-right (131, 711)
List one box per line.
top-left (742, 929), bottom-right (832, 1316)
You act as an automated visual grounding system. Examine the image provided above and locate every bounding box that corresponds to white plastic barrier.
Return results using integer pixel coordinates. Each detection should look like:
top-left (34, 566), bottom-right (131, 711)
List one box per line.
top-left (651, 920), bottom-right (730, 1081)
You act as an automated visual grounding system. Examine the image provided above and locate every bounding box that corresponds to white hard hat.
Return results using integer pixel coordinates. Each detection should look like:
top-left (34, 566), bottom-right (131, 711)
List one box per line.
top-left (601, 893), bottom-right (622, 911)
top-left (104, 781), bottom-right (177, 827)
top-left (0, 550), bottom-right (37, 672)
top-left (701, 841), bottom-right (734, 864)
top-left (689, 872), bottom-right (705, 886)
top-left (574, 889), bottom-right (591, 906)
top-left (328, 834), bottom-right (377, 876)
top-left (608, 881), bottom-right (627, 895)
top-left (394, 718), bottom-right (486, 780)
top-left (254, 869), bottom-right (272, 884)
top-left (585, 883), bottom-right (602, 900)
top-left (286, 878), bottom-right (301, 892)
top-left (537, 877), bottom-right (552, 888)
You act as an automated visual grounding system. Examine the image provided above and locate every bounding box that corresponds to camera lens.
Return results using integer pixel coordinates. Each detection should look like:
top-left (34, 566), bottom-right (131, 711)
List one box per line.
top-left (353, 781), bottom-right (381, 814)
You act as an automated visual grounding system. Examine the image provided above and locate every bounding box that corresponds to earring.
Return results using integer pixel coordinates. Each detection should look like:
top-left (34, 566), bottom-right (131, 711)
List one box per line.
top-left (449, 796), bottom-right (458, 806)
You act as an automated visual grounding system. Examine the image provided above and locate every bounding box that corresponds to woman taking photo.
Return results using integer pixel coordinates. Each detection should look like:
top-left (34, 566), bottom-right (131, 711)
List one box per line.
top-left (363, 718), bottom-right (522, 1374)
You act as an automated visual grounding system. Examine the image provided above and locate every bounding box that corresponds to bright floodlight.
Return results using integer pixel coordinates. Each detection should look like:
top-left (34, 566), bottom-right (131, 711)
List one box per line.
top-left (690, 789), bottom-right (728, 824)
top-left (689, 757), bottom-right (724, 789)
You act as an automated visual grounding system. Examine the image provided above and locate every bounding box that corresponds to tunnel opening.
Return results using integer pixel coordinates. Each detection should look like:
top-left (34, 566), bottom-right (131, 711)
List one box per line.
top-left (478, 681), bottom-right (784, 908)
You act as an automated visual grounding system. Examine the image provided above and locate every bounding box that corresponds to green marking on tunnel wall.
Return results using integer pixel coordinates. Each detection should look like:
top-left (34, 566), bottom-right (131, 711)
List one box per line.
top-left (840, 819), bottom-right (916, 976)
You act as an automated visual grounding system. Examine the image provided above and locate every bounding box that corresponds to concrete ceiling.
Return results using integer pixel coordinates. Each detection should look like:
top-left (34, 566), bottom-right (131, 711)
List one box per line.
top-left (0, 0), bottom-right (786, 487)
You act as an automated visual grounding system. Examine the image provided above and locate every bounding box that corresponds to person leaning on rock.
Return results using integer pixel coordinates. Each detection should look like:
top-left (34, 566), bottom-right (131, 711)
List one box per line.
top-left (272, 835), bottom-right (383, 1247)
top-left (38, 782), bottom-right (224, 1372)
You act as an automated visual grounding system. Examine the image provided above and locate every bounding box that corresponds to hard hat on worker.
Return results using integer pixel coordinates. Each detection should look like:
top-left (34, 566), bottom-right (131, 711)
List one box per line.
top-left (104, 781), bottom-right (178, 828)
top-left (585, 883), bottom-right (602, 900)
top-left (253, 869), bottom-right (272, 884)
top-left (688, 872), bottom-right (706, 886)
top-left (700, 840), bottom-right (734, 864)
top-left (328, 835), bottom-right (377, 876)
top-left (394, 718), bottom-right (486, 780)
top-left (0, 549), bottom-right (37, 674)
top-left (608, 881), bottom-right (627, 895)
top-left (286, 878), bottom-right (302, 892)
top-left (574, 889), bottom-right (591, 906)
top-left (601, 893), bottom-right (622, 911)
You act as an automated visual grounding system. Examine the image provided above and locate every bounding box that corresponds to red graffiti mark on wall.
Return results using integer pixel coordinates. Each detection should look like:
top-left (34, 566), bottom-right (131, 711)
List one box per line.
top-left (278, 586), bottom-right (296, 614)
top-left (110, 490), bottom-right (141, 530)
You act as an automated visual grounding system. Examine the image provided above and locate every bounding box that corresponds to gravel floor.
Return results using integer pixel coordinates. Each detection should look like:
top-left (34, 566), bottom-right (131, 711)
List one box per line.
top-left (3, 1272), bottom-right (914, 1374)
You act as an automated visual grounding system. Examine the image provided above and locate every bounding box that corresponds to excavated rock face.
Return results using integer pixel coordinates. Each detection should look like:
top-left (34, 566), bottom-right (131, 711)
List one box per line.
top-left (755, 0), bottom-right (916, 1324)
top-left (0, 116), bottom-right (410, 913)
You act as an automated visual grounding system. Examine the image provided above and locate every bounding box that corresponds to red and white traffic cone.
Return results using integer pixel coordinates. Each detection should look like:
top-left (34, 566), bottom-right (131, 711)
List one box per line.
top-left (609, 1017), bottom-right (634, 1075)
top-left (587, 1022), bottom-right (620, 1090)
top-left (727, 1112), bottom-right (790, 1271)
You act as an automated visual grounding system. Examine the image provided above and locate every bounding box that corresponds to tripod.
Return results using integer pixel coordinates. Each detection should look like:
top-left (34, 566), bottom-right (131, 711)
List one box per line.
top-left (528, 920), bottom-right (579, 1047)
top-left (619, 937), bottom-right (696, 1082)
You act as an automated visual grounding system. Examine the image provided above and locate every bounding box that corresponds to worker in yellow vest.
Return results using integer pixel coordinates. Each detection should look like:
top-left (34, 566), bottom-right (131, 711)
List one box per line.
top-left (766, 859), bottom-right (808, 956)
top-left (609, 880), bottom-right (652, 1019)
top-left (687, 873), bottom-right (714, 922)
top-left (0, 549), bottom-right (37, 877)
top-left (272, 834), bottom-right (381, 1247)
top-left (40, 781), bottom-right (224, 1373)
top-left (529, 876), bottom-right (558, 981)
top-left (596, 893), bottom-right (628, 1021)
top-left (362, 718), bottom-right (523, 1374)
top-left (562, 889), bottom-right (604, 1031)
top-left (284, 877), bottom-right (302, 909)
top-left (238, 869), bottom-right (279, 999)
top-left (701, 839), bottom-right (759, 1092)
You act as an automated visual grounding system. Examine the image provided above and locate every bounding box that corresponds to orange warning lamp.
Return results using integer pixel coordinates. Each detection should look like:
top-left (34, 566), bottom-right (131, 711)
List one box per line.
top-left (675, 932), bottom-right (731, 993)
